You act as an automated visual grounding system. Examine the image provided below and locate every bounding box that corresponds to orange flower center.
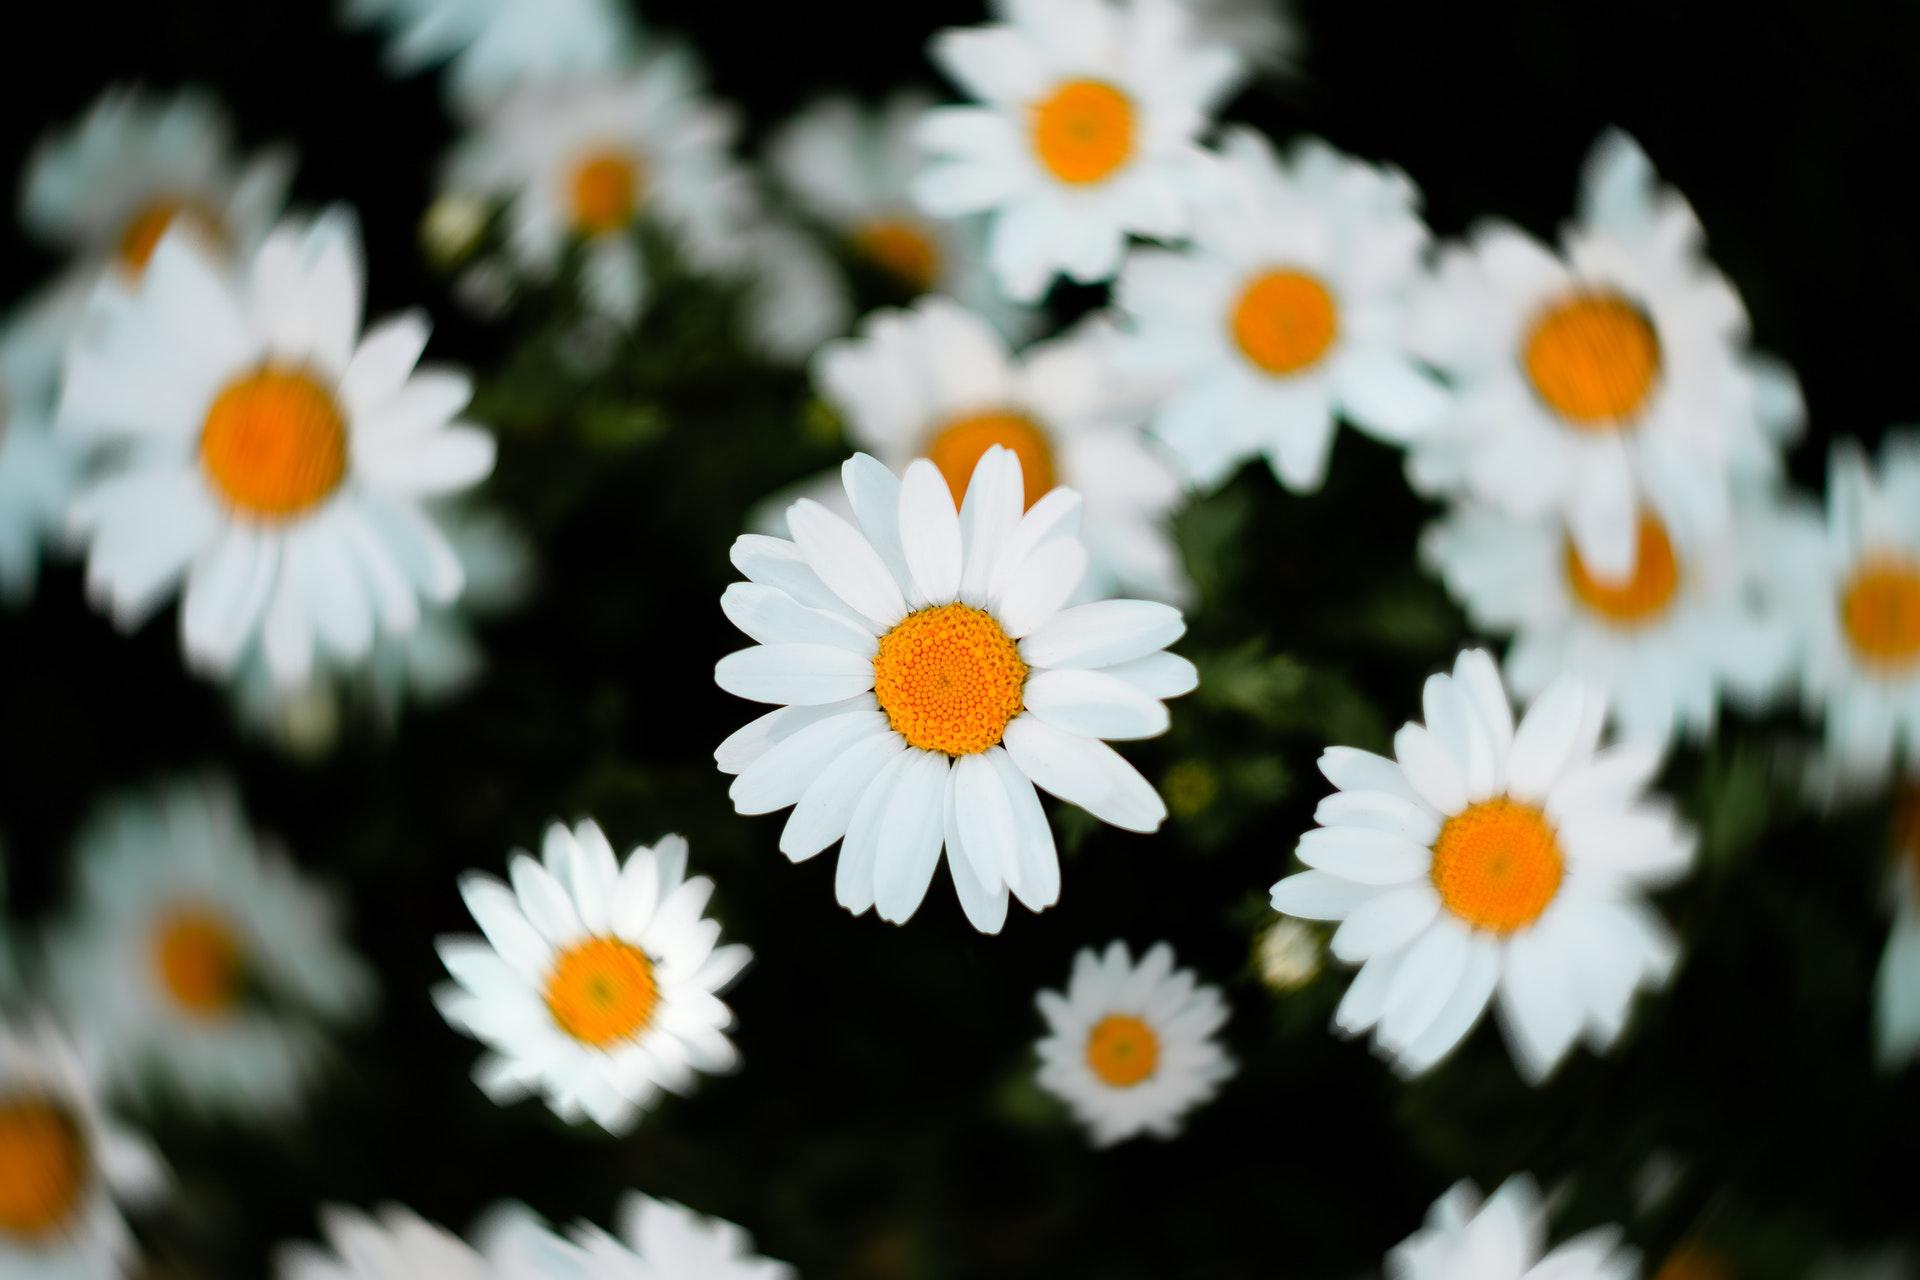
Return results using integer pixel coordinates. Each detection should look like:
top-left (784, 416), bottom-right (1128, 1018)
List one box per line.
top-left (200, 366), bottom-right (349, 521)
top-left (925, 412), bottom-right (1056, 511)
top-left (1030, 80), bottom-right (1136, 185)
top-left (1085, 1014), bottom-right (1160, 1087)
top-left (153, 908), bottom-right (245, 1019)
top-left (0, 1097), bottom-right (89, 1241)
top-left (1564, 514), bottom-right (1682, 626)
top-left (852, 217), bottom-right (942, 292)
top-left (1430, 798), bottom-right (1565, 933)
top-left (1841, 555), bottom-right (1920, 672)
top-left (1523, 291), bottom-right (1662, 429)
top-left (873, 604), bottom-right (1027, 756)
top-left (569, 148), bottom-right (646, 236)
top-left (1231, 269), bottom-right (1339, 376)
top-left (117, 196), bottom-right (226, 276)
top-left (545, 937), bottom-right (659, 1048)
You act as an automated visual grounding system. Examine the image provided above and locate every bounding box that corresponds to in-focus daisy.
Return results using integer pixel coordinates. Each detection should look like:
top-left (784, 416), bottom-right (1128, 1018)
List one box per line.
top-left (1270, 649), bottom-right (1692, 1080)
top-left (58, 209), bottom-right (497, 688)
top-left (279, 1205), bottom-right (507, 1279)
top-left (0, 289), bottom-right (85, 604)
top-left (1422, 499), bottom-right (1793, 747)
top-left (0, 1020), bottom-right (165, 1279)
top-left (1388, 1176), bottom-right (1638, 1280)
top-left (1034, 940), bottom-right (1233, 1145)
top-left (45, 781), bottom-right (374, 1115)
top-left (441, 49), bottom-right (758, 324)
top-left (916, 0), bottom-right (1246, 302)
top-left (1113, 127), bottom-right (1442, 490)
top-left (434, 822), bottom-right (750, 1135)
top-left (1407, 130), bottom-right (1802, 577)
top-left (24, 86), bottom-right (292, 286)
top-left (814, 297), bottom-right (1186, 601)
top-left (715, 448), bottom-right (1195, 933)
top-left (568, 1195), bottom-right (795, 1280)
top-left (343, 0), bottom-right (640, 109)
top-left (1875, 785), bottom-right (1920, 1068)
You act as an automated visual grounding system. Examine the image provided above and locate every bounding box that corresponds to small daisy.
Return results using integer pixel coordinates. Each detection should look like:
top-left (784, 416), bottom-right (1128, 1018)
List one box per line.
top-left (715, 447), bottom-right (1195, 934)
top-left (441, 49), bottom-right (758, 324)
top-left (23, 86), bottom-right (292, 285)
top-left (568, 1195), bottom-right (795, 1280)
top-left (1875, 786), bottom-right (1920, 1068)
top-left (434, 822), bottom-right (751, 1135)
top-left (279, 1205), bottom-right (506, 1279)
top-left (0, 287), bottom-right (85, 605)
top-left (915, 0), bottom-right (1246, 302)
top-left (0, 1019), bottom-right (166, 1279)
top-left (1033, 940), bottom-right (1234, 1146)
top-left (1407, 129), bottom-right (1802, 577)
top-left (45, 780), bottom-right (374, 1116)
top-left (1388, 1176), bottom-right (1638, 1280)
top-left (1421, 499), bottom-right (1794, 747)
top-left (343, 0), bottom-right (640, 109)
top-left (58, 209), bottom-right (497, 688)
top-left (814, 297), bottom-right (1187, 601)
top-left (1271, 649), bottom-right (1692, 1081)
top-left (1113, 127), bottom-right (1443, 490)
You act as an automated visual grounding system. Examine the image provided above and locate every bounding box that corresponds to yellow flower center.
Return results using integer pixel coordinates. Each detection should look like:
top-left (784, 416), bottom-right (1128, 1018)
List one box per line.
top-left (1030, 79), bottom-right (1136, 186)
top-left (1085, 1014), bottom-right (1160, 1087)
top-left (545, 937), bottom-right (659, 1048)
top-left (569, 148), bottom-right (646, 236)
top-left (872, 604), bottom-right (1027, 756)
top-left (1231, 269), bottom-right (1339, 376)
top-left (1654, 1247), bottom-right (1734, 1280)
top-left (0, 1097), bottom-right (89, 1241)
top-left (925, 412), bottom-right (1056, 511)
top-left (117, 196), bottom-right (226, 277)
top-left (1841, 555), bottom-right (1920, 672)
top-left (1564, 514), bottom-right (1682, 626)
top-left (852, 217), bottom-right (942, 292)
top-left (200, 366), bottom-right (349, 521)
top-left (1523, 290), bottom-right (1662, 429)
top-left (1430, 798), bottom-right (1565, 933)
top-left (153, 908), bottom-right (244, 1019)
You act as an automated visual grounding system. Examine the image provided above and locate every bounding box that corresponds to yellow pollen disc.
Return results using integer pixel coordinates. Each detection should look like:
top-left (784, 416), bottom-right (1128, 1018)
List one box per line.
top-left (1085, 1014), bottom-right (1160, 1087)
top-left (1654, 1247), bottom-right (1734, 1280)
top-left (200, 366), bottom-right (349, 521)
top-left (1564, 514), bottom-right (1682, 626)
top-left (1523, 290), bottom-right (1662, 429)
top-left (545, 937), bottom-right (659, 1048)
top-left (117, 197), bottom-right (225, 276)
top-left (1841, 555), bottom-right (1920, 672)
top-left (925, 412), bottom-right (1057, 511)
top-left (1430, 798), bottom-right (1565, 933)
top-left (872, 604), bottom-right (1027, 757)
top-left (569, 149), bottom-right (646, 236)
top-left (0, 1097), bottom-right (89, 1241)
top-left (153, 908), bottom-right (245, 1019)
top-left (1030, 79), bottom-right (1136, 186)
top-left (1231, 269), bottom-right (1339, 376)
top-left (852, 217), bottom-right (942, 292)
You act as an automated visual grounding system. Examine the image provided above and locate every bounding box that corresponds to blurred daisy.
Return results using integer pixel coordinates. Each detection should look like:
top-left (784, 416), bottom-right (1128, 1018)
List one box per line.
top-left (1270, 650), bottom-right (1692, 1081)
top-left (732, 221), bottom-right (853, 365)
top-left (58, 209), bottom-right (497, 689)
top-left (24, 86), bottom-right (293, 285)
top-left (1113, 127), bottom-right (1441, 490)
top-left (343, 0), bottom-right (640, 109)
top-left (1407, 130), bottom-right (1801, 578)
top-left (1421, 500), bottom-right (1793, 747)
top-left (1875, 785), bottom-right (1920, 1068)
top-left (1034, 940), bottom-right (1233, 1146)
top-left (434, 822), bottom-right (750, 1135)
top-left (1177, 0), bottom-right (1302, 72)
top-left (715, 448), bottom-right (1195, 933)
top-left (1255, 917), bottom-right (1323, 992)
top-left (0, 1020), bottom-right (165, 1280)
top-left (46, 780), bottom-right (373, 1115)
top-left (441, 49), bottom-right (757, 324)
top-left (1388, 1176), bottom-right (1638, 1280)
top-left (0, 288), bottom-right (85, 605)
top-left (279, 1205), bottom-right (507, 1279)
top-left (916, 0), bottom-right (1246, 302)
top-left (569, 1195), bottom-right (795, 1280)
top-left (814, 297), bottom-right (1186, 601)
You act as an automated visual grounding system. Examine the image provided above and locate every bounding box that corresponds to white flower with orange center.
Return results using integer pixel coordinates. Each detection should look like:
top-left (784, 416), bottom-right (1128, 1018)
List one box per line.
top-left (343, 0), bottom-right (639, 109)
top-left (567, 1195), bottom-right (796, 1280)
top-left (44, 781), bottom-right (374, 1116)
top-left (57, 209), bottom-right (497, 689)
top-left (434, 822), bottom-right (751, 1135)
top-left (1033, 940), bottom-right (1234, 1147)
top-left (1875, 785), bottom-right (1920, 1068)
top-left (1114, 127), bottom-right (1443, 491)
top-left (1388, 1176), bottom-right (1638, 1280)
top-left (813, 298), bottom-right (1186, 602)
top-left (915, 0), bottom-right (1246, 302)
top-left (716, 447), bottom-right (1195, 933)
top-left (0, 288), bottom-right (85, 606)
top-left (1271, 649), bottom-right (1693, 1081)
top-left (1406, 130), bottom-right (1803, 578)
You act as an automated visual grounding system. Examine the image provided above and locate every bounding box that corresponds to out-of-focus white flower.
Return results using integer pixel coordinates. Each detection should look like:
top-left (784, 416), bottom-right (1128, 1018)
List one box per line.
top-left (0, 286), bottom-right (85, 605)
top-left (1256, 917), bottom-right (1323, 992)
top-left (1388, 1176), bottom-right (1638, 1280)
top-left (568, 1195), bottom-right (795, 1280)
top-left (1176, 0), bottom-right (1302, 72)
top-left (731, 221), bottom-right (854, 365)
top-left (279, 1205), bottom-right (513, 1279)
top-left (343, 0), bottom-right (640, 110)
top-left (1876, 786), bottom-right (1920, 1069)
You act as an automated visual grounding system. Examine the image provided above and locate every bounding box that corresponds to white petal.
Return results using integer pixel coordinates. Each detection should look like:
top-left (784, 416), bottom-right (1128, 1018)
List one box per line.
top-left (787, 498), bottom-right (908, 628)
top-left (1022, 668), bottom-right (1170, 741)
top-left (1019, 599), bottom-right (1186, 669)
top-left (1001, 714), bottom-right (1165, 833)
top-left (714, 644), bottom-right (876, 705)
top-left (873, 752), bottom-right (949, 923)
top-left (898, 458), bottom-right (964, 603)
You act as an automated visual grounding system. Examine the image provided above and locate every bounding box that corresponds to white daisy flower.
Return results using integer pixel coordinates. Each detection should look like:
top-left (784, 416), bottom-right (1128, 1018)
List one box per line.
top-left (1421, 499), bottom-right (1794, 748)
top-left (915, 0), bottom-right (1246, 302)
top-left (568, 1195), bottom-right (795, 1280)
top-left (24, 86), bottom-right (293, 286)
top-left (1875, 786), bottom-right (1920, 1069)
top-left (1113, 127), bottom-right (1442, 491)
top-left (1034, 940), bottom-right (1234, 1146)
top-left (278, 1205), bottom-right (507, 1279)
top-left (57, 209), bottom-right (497, 689)
top-left (1407, 129), bottom-right (1803, 578)
top-left (1388, 1176), bottom-right (1638, 1280)
top-left (732, 221), bottom-right (854, 366)
top-left (45, 780), bottom-right (374, 1116)
top-left (1270, 649), bottom-right (1693, 1081)
top-left (813, 298), bottom-right (1186, 602)
top-left (715, 447), bottom-right (1195, 934)
top-left (434, 822), bottom-right (751, 1135)
top-left (441, 49), bottom-right (758, 325)
top-left (0, 1019), bottom-right (166, 1280)
top-left (1176, 0), bottom-right (1302, 72)
top-left (343, 0), bottom-right (640, 110)
top-left (0, 287), bottom-right (86, 605)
